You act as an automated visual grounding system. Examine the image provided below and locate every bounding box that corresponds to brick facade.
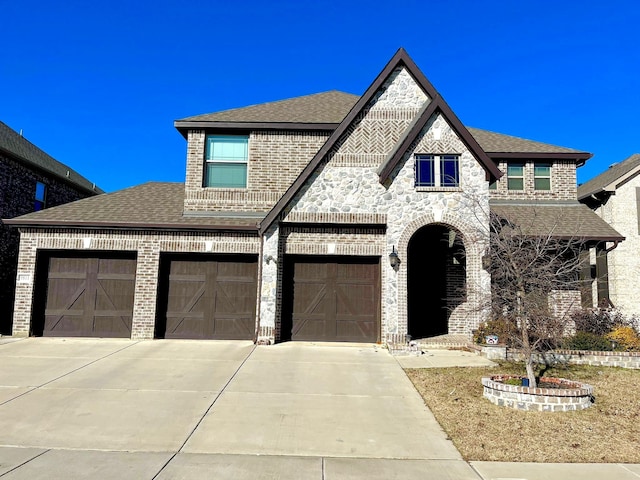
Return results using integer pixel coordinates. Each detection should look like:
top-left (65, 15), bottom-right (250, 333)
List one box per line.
top-left (183, 130), bottom-right (330, 213)
top-left (490, 159), bottom-right (577, 201)
top-left (12, 228), bottom-right (260, 337)
top-left (0, 153), bottom-right (95, 334)
top-left (592, 172), bottom-right (640, 317)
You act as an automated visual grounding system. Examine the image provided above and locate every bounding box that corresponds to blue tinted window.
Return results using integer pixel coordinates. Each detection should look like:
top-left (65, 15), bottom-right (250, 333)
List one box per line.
top-left (415, 155), bottom-right (459, 187)
top-left (415, 155), bottom-right (435, 186)
top-left (440, 155), bottom-right (459, 187)
top-left (204, 135), bottom-right (248, 188)
top-left (34, 181), bottom-right (46, 211)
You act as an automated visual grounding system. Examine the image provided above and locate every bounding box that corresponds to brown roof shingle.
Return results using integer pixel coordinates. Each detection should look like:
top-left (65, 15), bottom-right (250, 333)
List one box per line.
top-left (467, 128), bottom-right (584, 154)
top-left (4, 182), bottom-right (260, 231)
top-left (490, 202), bottom-right (624, 241)
top-left (177, 91), bottom-right (359, 124)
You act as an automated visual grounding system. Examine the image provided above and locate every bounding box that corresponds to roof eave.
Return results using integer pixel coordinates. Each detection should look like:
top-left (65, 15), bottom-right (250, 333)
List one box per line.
top-left (2, 219), bottom-right (259, 233)
top-left (488, 152), bottom-right (592, 162)
top-left (174, 121), bottom-right (339, 138)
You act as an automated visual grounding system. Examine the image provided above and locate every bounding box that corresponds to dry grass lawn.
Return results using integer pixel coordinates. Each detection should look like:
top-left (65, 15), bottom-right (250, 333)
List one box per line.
top-left (405, 362), bottom-right (640, 463)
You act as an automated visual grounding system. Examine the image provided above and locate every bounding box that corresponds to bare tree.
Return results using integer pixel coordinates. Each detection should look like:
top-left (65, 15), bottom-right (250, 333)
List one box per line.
top-left (485, 209), bottom-right (588, 387)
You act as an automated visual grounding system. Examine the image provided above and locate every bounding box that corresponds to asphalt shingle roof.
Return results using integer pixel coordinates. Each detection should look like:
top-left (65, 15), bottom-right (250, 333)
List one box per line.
top-left (178, 91), bottom-right (587, 155)
top-left (466, 128), bottom-right (583, 154)
top-left (490, 203), bottom-right (624, 241)
top-left (0, 121), bottom-right (102, 194)
top-left (577, 154), bottom-right (640, 200)
top-left (4, 182), bottom-right (260, 231)
top-left (178, 91), bottom-right (359, 124)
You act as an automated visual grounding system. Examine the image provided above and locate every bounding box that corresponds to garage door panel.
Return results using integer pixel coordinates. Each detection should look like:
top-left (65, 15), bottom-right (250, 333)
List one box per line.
top-left (286, 256), bottom-right (380, 343)
top-left (336, 317), bottom-right (377, 340)
top-left (292, 314), bottom-right (330, 340)
top-left (41, 255), bottom-right (136, 338)
top-left (160, 255), bottom-right (257, 340)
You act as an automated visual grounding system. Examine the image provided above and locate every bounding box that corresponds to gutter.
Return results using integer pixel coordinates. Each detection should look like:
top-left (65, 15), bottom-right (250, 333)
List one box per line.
top-left (2, 219), bottom-right (260, 233)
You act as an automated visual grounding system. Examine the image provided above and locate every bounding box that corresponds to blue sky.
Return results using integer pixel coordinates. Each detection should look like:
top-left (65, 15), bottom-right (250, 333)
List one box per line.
top-left (2, 1), bottom-right (639, 193)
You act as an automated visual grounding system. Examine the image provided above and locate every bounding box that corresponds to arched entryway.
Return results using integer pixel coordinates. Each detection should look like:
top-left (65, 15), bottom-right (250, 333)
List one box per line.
top-left (407, 224), bottom-right (466, 339)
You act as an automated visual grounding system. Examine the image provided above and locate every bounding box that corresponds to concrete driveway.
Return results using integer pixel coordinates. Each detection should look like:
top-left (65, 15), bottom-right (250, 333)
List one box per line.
top-left (0, 337), bottom-right (478, 479)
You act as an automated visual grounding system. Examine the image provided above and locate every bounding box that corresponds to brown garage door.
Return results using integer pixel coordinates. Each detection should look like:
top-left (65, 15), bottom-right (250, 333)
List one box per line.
top-left (157, 254), bottom-right (258, 340)
top-left (41, 254), bottom-right (136, 338)
top-left (283, 256), bottom-right (380, 343)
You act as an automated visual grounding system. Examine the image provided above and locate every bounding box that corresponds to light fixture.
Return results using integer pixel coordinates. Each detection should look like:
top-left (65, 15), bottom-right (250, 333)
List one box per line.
top-left (389, 246), bottom-right (401, 268)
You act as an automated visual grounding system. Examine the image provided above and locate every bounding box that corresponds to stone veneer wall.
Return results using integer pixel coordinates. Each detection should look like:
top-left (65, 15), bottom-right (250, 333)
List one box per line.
top-left (490, 159), bottom-right (577, 201)
top-left (280, 67), bottom-right (491, 344)
top-left (12, 228), bottom-right (260, 339)
top-left (506, 350), bottom-right (640, 369)
top-left (183, 130), bottom-right (330, 213)
top-left (482, 375), bottom-right (594, 412)
top-left (593, 174), bottom-right (640, 318)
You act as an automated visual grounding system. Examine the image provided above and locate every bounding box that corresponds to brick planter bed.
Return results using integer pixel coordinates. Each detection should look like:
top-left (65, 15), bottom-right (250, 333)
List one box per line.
top-left (481, 375), bottom-right (594, 412)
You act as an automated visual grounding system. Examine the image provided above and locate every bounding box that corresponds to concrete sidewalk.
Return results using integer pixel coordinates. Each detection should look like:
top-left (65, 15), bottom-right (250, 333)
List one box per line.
top-left (0, 337), bottom-right (637, 479)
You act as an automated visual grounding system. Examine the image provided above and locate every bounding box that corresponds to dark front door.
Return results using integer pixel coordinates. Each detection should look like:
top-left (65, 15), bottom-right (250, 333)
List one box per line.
top-left (283, 256), bottom-right (380, 343)
top-left (157, 254), bottom-right (258, 340)
top-left (407, 225), bottom-right (466, 339)
top-left (42, 255), bottom-right (136, 338)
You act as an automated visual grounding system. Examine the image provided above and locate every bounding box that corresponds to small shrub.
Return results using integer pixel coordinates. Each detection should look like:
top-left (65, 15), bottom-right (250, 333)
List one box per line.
top-left (562, 331), bottom-right (613, 351)
top-left (606, 326), bottom-right (640, 351)
top-left (571, 306), bottom-right (631, 336)
top-left (473, 318), bottom-right (518, 345)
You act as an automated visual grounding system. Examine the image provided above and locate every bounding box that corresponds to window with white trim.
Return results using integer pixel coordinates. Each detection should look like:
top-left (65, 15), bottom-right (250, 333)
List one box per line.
top-left (507, 163), bottom-right (524, 190)
top-left (204, 135), bottom-right (248, 188)
top-left (534, 163), bottom-right (551, 190)
top-left (415, 154), bottom-right (459, 187)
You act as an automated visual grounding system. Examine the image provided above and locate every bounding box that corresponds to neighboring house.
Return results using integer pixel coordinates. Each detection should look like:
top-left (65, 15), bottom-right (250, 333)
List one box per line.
top-left (0, 121), bottom-right (102, 334)
top-left (5, 49), bottom-right (621, 344)
top-left (578, 154), bottom-right (640, 317)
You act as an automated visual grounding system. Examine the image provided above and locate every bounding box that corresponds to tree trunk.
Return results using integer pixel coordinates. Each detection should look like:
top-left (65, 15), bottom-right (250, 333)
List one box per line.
top-left (525, 355), bottom-right (537, 387)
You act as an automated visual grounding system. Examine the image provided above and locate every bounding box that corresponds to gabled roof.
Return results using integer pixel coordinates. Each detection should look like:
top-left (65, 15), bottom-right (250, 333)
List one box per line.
top-left (376, 93), bottom-right (503, 182)
top-left (175, 87), bottom-right (590, 161)
top-left (0, 121), bottom-right (103, 195)
top-left (578, 154), bottom-right (640, 201)
top-left (259, 48), bottom-right (505, 234)
top-left (4, 182), bottom-right (260, 232)
top-left (490, 202), bottom-right (624, 242)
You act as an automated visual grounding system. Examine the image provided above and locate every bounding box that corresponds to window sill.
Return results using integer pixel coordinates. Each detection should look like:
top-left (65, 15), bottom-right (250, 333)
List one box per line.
top-left (415, 186), bottom-right (463, 193)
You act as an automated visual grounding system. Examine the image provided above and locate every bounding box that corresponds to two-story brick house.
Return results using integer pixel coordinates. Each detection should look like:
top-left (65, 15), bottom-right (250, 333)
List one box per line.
top-left (0, 121), bottom-right (102, 334)
top-left (6, 49), bottom-right (621, 343)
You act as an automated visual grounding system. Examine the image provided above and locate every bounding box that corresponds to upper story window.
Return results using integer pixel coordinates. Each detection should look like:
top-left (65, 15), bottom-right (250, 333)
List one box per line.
top-left (534, 163), bottom-right (551, 190)
top-left (204, 135), bottom-right (248, 188)
top-left (415, 154), bottom-right (459, 188)
top-left (34, 181), bottom-right (47, 211)
top-left (507, 163), bottom-right (524, 190)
